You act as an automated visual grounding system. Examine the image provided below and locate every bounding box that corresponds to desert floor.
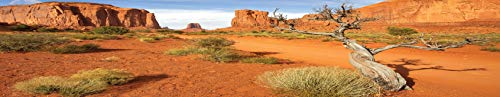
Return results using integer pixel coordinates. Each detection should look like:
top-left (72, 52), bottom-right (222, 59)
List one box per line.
top-left (1, 35), bottom-right (499, 97)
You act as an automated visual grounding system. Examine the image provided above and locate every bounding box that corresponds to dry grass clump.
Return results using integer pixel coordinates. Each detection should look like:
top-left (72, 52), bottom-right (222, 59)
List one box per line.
top-left (70, 68), bottom-right (134, 85)
top-left (0, 34), bottom-right (68, 52)
top-left (258, 67), bottom-right (380, 97)
top-left (14, 68), bottom-right (134, 97)
top-left (167, 37), bottom-right (286, 63)
top-left (50, 44), bottom-right (100, 54)
top-left (240, 57), bottom-right (280, 64)
top-left (481, 46), bottom-right (500, 52)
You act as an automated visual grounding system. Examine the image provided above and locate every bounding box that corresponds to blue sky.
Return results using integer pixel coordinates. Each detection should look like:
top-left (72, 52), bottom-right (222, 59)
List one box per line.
top-left (1, 0), bottom-right (384, 29)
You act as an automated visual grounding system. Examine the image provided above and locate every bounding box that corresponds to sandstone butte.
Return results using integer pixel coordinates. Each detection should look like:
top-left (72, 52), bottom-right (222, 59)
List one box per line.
top-left (220, 0), bottom-right (500, 33)
top-left (0, 2), bottom-right (161, 29)
top-left (181, 23), bottom-right (205, 32)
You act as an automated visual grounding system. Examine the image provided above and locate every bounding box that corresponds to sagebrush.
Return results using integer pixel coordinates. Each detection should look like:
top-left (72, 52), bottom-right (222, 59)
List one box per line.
top-left (50, 44), bottom-right (100, 54)
top-left (258, 67), bottom-right (380, 97)
top-left (14, 68), bottom-right (134, 97)
top-left (0, 34), bottom-right (68, 52)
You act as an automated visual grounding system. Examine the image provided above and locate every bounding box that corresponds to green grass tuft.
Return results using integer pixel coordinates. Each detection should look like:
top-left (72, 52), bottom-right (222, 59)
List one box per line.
top-left (258, 67), bottom-right (380, 97)
top-left (481, 46), bottom-right (500, 52)
top-left (240, 57), bottom-right (280, 64)
top-left (91, 26), bottom-right (130, 35)
top-left (0, 34), bottom-right (68, 52)
top-left (50, 44), bottom-right (100, 54)
top-left (14, 68), bottom-right (134, 97)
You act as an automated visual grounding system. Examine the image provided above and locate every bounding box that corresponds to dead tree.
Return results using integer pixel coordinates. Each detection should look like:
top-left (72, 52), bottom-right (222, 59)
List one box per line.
top-left (272, 4), bottom-right (475, 91)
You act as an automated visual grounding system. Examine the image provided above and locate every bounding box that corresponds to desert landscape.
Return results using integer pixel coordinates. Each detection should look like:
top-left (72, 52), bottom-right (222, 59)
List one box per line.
top-left (0, 0), bottom-right (499, 97)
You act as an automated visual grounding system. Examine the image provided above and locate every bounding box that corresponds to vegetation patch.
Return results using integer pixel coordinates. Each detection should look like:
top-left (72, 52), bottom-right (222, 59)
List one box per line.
top-left (50, 44), bottom-right (100, 54)
top-left (387, 26), bottom-right (418, 37)
top-left (258, 67), bottom-right (380, 97)
top-left (14, 68), bottom-right (134, 97)
top-left (0, 34), bottom-right (68, 52)
top-left (167, 37), bottom-right (285, 63)
top-left (9, 24), bottom-right (33, 31)
top-left (138, 34), bottom-right (180, 43)
top-left (91, 26), bottom-right (130, 35)
top-left (240, 57), bottom-right (280, 64)
top-left (481, 46), bottom-right (500, 52)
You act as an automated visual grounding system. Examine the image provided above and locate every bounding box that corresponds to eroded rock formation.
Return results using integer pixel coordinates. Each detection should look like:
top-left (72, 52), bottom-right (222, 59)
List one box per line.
top-left (182, 23), bottom-right (204, 32)
top-left (221, 0), bottom-right (500, 33)
top-left (0, 2), bottom-right (161, 29)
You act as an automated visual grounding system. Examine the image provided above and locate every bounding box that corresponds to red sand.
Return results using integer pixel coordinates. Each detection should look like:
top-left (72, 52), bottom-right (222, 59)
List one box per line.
top-left (1, 35), bottom-right (499, 97)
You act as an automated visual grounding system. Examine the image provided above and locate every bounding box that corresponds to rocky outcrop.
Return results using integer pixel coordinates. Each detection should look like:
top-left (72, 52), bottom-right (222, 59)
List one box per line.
top-left (0, 2), bottom-right (161, 29)
top-left (182, 23), bottom-right (204, 32)
top-left (231, 10), bottom-right (276, 28)
top-left (358, 0), bottom-right (500, 23)
top-left (222, 0), bottom-right (500, 33)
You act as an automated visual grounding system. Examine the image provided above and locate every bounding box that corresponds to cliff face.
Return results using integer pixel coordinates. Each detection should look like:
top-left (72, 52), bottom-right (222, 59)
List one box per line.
top-left (182, 23), bottom-right (204, 32)
top-left (358, 0), bottom-right (500, 23)
top-left (0, 2), bottom-right (161, 29)
top-left (222, 0), bottom-right (500, 33)
top-left (231, 10), bottom-right (276, 28)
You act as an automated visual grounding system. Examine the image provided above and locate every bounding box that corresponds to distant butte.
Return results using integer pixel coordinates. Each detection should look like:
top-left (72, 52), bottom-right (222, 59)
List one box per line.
top-left (0, 2), bottom-right (161, 29)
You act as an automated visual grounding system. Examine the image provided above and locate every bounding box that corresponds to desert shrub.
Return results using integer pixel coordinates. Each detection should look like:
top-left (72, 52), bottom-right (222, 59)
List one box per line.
top-left (157, 30), bottom-right (184, 34)
top-left (91, 26), bottom-right (129, 35)
top-left (10, 24), bottom-right (33, 31)
top-left (193, 37), bottom-right (235, 49)
top-left (58, 79), bottom-right (108, 97)
top-left (50, 44), bottom-right (100, 54)
top-left (132, 29), bottom-right (151, 33)
top-left (166, 47), bottom-right (199, 56)
top-left (0, 34), bottom-right (68, 52)
top-left (481, 46), bottom-right (500, 52)
top-left (14, 76), bottom-right (66, 94)
top-left (199, 48), bottom-right (240, 63)
top-left (14, 68), bottom-right (134, 97)
top-left (240, 57), bottom-right (280, 64)
top-left (139, 35), bottom-right (180, 43)
top-left (69, 68), bottom-right (135, 85)
top-left (72, 34), bottom-right (119, 40)
top-left (37, 27), bottom-right (59, 32)
top-left (387, 26), bottom-right (418, 36)
top-left (258, 67), bottom-right (380, 97)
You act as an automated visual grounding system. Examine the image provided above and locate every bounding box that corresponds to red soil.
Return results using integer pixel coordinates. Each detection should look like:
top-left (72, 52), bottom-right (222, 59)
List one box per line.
top-left (178, 35), bottom-right (500, 97)
top-left (1, 35), bottom-right (499, 97)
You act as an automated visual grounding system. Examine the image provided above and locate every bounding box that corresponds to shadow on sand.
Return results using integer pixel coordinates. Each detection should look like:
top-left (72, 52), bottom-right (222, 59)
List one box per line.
top-left (381, 58), bottom-right (486, 88)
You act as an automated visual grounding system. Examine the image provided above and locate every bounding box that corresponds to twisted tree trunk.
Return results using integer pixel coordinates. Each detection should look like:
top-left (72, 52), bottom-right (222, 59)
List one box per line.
top-left (344, 39), bottom-right (409, 91)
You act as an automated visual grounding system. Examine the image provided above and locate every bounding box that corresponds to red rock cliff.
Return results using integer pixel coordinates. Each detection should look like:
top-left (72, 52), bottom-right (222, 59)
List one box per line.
top-left (222, 0), bottom-right (500, 33)
top-left (0, 2), bottom-right (161, 29)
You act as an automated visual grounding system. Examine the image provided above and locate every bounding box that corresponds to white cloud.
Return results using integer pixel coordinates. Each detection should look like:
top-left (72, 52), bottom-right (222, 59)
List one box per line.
top-left (9, 0), bottom-right (41, 5)
top-left (148, 9), bottom-right (307, 30)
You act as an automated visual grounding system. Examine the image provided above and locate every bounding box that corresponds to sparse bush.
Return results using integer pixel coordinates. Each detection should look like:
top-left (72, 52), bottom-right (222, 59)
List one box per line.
top-left (387, 26), bottom-right (418, 36)
top-left (166, 47), bottom-right (199, 56)
top-left (193, 37), bottom-right (235, 49)
top-left (14, 76), bottom-right (66, 94)
top-left (132, 29), bottom-right (151, 33)
top-left (10, 24), bottom-right (33, 31)
top-left (58, 79), bottom-right (108, 97)
top-left (14, 68), bottom-right (134, 97)
top-left (0, 34), bottom-right (68, 52)
top-left (240, 57), bottom-right (280, 64)
top-left (50, 44), bottom-right (100, 54)
top-left (70, 68), bottom-right (134, 85)
top-left (91, 26), bottom-right (129, 35)
top-left (481, 46), bottom-right (500, 52)
top-left (258, 67), bottom-right (380, 97)
top-left (157, 30), bottom-right (184, 34)
top-left (37, 27), bottom-right (59, 32)
top-left (199, 48), bottom-right (240, 63)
